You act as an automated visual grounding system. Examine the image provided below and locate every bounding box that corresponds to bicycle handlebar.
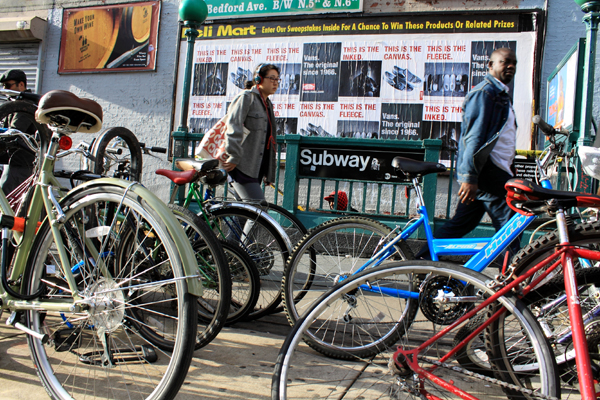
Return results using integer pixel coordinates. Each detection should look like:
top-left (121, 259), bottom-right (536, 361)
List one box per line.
top-left (106, 147), bottom-right (123, 155)
top-left (140, 143), bottom-right (167, 154)
top-left (532, 115), bottom-right (568, 136)
top-left (0, 89), bottom-right (21, 97)
top-left (0, 128), bottom-right (39, 153)
top-left (0, 89), bottom-right (41, 104)
top-left (56, 141), bottom-right (93, 160)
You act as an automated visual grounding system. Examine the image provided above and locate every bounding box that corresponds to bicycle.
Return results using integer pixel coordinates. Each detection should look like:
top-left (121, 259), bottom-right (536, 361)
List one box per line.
top-left (48, 133), bottom-right (237, 345)
top-left (157, 158), bottom-right (301, 320)
top-left (272, 174), bottom-right (600, 399)
top-left (0, 87), bottom-right (148, 184)
top-left (282, 115), bottom-right (570, 331)
top-left (0, 89), bottom-right (202, 400)
top-left (53, 135), bottom-right (235, 346)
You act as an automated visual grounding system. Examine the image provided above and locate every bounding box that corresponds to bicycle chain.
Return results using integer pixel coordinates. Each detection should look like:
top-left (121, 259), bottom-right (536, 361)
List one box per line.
top-left (416, 354), bottom-right (560, 400)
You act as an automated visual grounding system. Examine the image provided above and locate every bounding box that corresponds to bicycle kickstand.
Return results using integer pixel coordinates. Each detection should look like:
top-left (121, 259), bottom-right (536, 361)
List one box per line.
top-left (6, 311), bottom-right (49, 343)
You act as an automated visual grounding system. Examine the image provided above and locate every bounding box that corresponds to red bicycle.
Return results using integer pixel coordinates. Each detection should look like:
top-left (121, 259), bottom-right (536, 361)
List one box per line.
top-left (272, 177), bottom-right (600, 399)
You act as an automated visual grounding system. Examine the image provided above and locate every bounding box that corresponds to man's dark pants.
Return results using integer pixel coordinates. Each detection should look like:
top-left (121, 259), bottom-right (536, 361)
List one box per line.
top-left (417, 161), bottom-right (520, 260)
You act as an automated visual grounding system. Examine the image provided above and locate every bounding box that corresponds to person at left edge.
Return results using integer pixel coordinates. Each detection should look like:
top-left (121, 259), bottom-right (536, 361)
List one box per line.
top-left (221, 63), bottom-right (279, 202)
top-left (0, 69), bottom-right (42, 194)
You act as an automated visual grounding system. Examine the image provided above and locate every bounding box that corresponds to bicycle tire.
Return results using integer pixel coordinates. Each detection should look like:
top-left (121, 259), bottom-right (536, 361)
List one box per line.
top-left (519, 267), bottom-right (600, 391)
top-left (452, 314), bottom-right (495, 376)
top-left (263, 202), bottom-right (308, 246)
top-left (282, 216), bottom-right (415, 331)
top-left (220, 239), bottom-right (261, 324)
top-left (91, 126), bottom-right (143, 181)
top-left (207, 206), bottom-right (289, 320)
top-left (168, 204), bottom-right (231, 348)
top-left (23, 184), bottom-right (197, 400)
top-left (261, 202), bottom-right (312, 315)
top-left (272, 260), bottom-right (559, 400)
top-left (511, 220), bottom-right (600, 277)
top-left (453, 260), bottom-right (600, 388)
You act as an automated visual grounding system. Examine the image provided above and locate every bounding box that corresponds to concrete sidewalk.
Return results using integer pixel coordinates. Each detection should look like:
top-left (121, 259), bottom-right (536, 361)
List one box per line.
top-left (0, 313), bottom-right (292, 400)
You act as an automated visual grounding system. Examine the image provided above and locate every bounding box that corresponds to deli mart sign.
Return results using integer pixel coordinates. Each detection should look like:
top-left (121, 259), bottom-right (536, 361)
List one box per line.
top-left (298, 145), bottom-right (425, 182)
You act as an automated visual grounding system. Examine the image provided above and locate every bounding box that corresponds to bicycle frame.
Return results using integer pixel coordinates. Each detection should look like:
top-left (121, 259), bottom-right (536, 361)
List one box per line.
top-left (0, 133), bottom-right (94, 312)
top-left (348, 175), bottom-right (552, 282)
top-left (391, 207), bottom-right (599, 399)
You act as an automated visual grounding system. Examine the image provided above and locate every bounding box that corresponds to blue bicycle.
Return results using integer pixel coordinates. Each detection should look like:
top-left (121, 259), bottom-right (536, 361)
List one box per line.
top-left (281, 115), bottom-right (592, 359)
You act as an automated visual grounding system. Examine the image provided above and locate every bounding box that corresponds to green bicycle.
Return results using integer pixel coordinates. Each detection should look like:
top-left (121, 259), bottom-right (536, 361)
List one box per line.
top-left (2, 90), bottom-right (201, 400)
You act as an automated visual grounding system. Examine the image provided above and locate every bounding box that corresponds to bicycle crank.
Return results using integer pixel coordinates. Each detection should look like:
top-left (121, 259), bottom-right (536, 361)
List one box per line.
top-left (419, 276), bottom-right (474, 325)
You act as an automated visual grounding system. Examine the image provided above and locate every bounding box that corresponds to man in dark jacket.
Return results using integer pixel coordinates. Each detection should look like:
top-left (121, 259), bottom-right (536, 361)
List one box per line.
top-left (420, 48), bottom-right (519, 258)
top-left (0, 69), bottom-right (39, 194)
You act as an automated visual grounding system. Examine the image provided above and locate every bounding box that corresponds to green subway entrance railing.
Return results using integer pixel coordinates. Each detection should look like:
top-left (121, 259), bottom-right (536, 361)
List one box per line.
top-left (169, 132), bottom-right (568, 243)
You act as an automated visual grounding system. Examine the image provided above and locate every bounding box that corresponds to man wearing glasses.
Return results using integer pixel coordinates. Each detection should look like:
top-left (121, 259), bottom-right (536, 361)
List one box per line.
top-left (0, 69), bottom-right (40, 193)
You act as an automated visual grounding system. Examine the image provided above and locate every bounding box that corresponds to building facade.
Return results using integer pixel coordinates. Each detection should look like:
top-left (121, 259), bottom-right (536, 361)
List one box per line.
top-left (0, 0), bottom-right (597, 201)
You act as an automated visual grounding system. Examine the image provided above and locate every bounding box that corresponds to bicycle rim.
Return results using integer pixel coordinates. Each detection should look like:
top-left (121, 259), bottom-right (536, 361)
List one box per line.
top-left (220, 240), bottom-right (261, 324)
top-left (283, 217), bottom-right (414, 328)
top-left (208, 207), bottom-right (289, 319)
top-left (23, 186), bottom-right (197, 400)
top-left (168, 204), bottom-right (231, 349)
top-left (522, 267), bottom-right (600, 395)
top-left (273, 261), bottom-right (558, 400)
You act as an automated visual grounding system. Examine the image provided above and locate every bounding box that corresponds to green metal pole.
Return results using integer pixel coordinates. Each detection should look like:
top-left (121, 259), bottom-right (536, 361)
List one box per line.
top-left (578, 11), bottom-right (600, 146)
top-left (282, 135), bottom-right (301, 213)
top-left (171, 24), bottom-right (199, 204)
top-left (177, 23), bottom-right (200, 133)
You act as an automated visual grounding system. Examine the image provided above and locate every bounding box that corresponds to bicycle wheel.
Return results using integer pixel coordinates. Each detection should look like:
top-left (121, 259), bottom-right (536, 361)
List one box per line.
top-left (511, 220), bottom-right (600, 277)
top-left (91, 127), bottom-right (143, 181)
top-left (272, 261), bottom-right (559, 400)
top-left (207, 206), bottom-right (289, 320)
top-left (282, 217), bottom-right (415, 329)
top-left (454, 251), bottom-right (600, 389)
top-left (452, 314), bottom-right (495, 377)
top-left (220, 239), bottom-right (261, 324)
top-left (23, 184), bottom-right (197, 400)
top-left (262, 202), bottom-right (312, 314)
top-left (264, 202), bottom-right (308, 248)
top-left (520, 267), bottom-right (600, 392)
top-left (168, 204), bottom-right (231, 348)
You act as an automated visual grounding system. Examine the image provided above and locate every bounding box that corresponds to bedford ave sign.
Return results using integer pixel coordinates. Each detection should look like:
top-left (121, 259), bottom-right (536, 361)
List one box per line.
top-left (205, 0), bottom-right (362, 19)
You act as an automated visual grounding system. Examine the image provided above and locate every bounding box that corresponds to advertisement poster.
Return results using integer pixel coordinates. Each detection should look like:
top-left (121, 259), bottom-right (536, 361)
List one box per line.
top-left (175, 14), bottom-right (537, 159)
top-left (59, 2), bottom-right (160, 73)
top-left (546, 45), bottom-right (579, 129)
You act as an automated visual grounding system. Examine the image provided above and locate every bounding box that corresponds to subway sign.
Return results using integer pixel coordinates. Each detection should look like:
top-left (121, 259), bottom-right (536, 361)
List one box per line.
top-left (298, 144), bottom-right (425, 182)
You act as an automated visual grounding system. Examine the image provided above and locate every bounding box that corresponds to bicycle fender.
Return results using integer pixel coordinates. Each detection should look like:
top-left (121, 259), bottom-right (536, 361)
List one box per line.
top-left (65, 178), bottom-right (203, 297)
top-left (206, 201), bottom-right (293, 251)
